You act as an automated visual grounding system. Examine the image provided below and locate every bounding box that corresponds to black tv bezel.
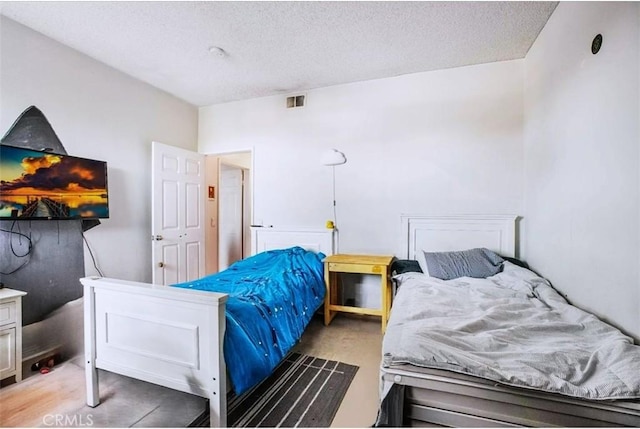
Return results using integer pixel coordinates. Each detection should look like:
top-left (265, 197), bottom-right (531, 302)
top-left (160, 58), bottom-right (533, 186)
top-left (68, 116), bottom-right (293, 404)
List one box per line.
top-left (0, 143), bottom-right (110, 221)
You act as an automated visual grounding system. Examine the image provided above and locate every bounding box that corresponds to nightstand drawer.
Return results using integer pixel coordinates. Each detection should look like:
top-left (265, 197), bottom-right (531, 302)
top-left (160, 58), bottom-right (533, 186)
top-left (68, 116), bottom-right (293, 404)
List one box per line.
top-left (328, 262), bottom-right (387, 274)
top-left (0, 301), bottom-right (16, 326)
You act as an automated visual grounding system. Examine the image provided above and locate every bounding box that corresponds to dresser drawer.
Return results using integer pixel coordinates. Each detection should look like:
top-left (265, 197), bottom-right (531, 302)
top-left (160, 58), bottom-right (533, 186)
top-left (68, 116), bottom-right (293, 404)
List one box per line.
top-left (0, 301), bottom-right (17, 326)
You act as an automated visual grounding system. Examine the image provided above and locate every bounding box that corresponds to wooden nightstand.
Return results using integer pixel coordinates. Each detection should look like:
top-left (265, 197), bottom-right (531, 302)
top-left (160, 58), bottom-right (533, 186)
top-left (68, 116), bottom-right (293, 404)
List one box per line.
top-left (323, 254), bottom-right (394, 333)
top-left (0, 288), bottom-right (27, 385)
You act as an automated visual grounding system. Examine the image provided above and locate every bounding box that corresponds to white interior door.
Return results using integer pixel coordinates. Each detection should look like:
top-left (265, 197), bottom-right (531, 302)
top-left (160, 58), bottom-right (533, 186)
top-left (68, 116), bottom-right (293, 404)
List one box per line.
top-left (152, 141), bottom-right (205, 285)
top-left (218, 164), bottom-right (243, 271)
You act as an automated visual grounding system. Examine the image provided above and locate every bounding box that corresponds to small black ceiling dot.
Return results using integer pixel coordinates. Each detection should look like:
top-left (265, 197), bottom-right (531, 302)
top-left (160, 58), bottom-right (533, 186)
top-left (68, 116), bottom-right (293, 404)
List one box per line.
top-left (592, 34), bottom-right (603, 54)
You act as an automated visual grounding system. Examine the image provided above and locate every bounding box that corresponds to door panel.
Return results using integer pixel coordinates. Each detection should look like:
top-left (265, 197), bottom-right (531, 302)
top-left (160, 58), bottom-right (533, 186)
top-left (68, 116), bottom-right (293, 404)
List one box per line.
top-left (185, 158), bottom-right (200, 175)
top-left (162, 181), bottom-right (179, 230)
top-left (161, 243), bottom-right (180, 285)
top-left (186, 241), bottom-right (201, 281)
top-left (185, 182), bottom-right (200, 229)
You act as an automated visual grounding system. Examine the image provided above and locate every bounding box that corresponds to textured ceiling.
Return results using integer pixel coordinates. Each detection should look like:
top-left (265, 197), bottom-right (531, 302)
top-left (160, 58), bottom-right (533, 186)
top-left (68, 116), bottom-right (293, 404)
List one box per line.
top-left (0, 1), bottom-right (557, 107)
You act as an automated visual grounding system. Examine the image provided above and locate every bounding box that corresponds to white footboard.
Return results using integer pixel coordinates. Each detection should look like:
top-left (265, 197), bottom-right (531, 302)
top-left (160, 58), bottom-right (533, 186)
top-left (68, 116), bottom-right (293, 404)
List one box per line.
top-left (81, 277), bottom-right (228, 427)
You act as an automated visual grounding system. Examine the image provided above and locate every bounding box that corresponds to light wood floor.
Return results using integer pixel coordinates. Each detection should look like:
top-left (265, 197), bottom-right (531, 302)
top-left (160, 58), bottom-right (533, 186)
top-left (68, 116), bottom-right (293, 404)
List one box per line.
top-left (0, 314), bottom-right (383, 428)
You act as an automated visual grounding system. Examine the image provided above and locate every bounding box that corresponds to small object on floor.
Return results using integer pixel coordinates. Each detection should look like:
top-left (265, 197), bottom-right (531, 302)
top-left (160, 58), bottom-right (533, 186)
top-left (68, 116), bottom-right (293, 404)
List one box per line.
top-left (31, 353), bottom-right (62, 373)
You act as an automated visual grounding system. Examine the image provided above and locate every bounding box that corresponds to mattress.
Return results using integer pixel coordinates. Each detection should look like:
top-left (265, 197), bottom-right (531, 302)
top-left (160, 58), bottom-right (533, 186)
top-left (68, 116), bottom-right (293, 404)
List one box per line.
top-left (378, 215), bottom-right (640, 426)
top-left (383, 262), bottom-right (640, 400)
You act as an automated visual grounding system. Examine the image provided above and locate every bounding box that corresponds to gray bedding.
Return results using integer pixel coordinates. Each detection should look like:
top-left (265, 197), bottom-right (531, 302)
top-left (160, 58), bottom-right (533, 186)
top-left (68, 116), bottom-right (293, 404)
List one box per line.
top-left (383, 262), bottom-right (640, 400)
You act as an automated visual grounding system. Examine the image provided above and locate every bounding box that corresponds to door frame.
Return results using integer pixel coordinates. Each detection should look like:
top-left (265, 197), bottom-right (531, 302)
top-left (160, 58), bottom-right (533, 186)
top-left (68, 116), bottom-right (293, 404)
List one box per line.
top-left (203, 148), bottom-right (254, 274)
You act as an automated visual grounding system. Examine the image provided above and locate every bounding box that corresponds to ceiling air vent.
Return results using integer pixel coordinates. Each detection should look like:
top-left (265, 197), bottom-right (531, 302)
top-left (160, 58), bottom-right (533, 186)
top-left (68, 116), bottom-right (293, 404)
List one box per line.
top-left (286, 94), bottom-right (305, 109)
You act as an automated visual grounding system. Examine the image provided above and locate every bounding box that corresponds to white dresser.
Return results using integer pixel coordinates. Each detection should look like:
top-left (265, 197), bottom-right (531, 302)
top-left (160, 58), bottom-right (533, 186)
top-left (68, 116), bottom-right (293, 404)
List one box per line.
top-left (0, 288), bottom-right (27, 384)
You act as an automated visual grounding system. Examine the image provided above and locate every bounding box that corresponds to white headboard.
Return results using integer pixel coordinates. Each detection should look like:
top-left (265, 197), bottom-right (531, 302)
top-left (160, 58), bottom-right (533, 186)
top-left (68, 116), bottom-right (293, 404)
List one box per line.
top-left (401, 215), bottom-right (518, 259)
top-left (251, 227), bottom-right (335, 256)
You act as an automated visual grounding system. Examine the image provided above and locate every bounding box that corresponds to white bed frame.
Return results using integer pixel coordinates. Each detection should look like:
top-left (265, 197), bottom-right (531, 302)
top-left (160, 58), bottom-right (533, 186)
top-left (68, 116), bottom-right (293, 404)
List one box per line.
top-left (400, 214), bottom-right (517, 259)
top-left (81, 227), bottom-right (334, 427)
top-left (382, 214), bottom-right (640, 427)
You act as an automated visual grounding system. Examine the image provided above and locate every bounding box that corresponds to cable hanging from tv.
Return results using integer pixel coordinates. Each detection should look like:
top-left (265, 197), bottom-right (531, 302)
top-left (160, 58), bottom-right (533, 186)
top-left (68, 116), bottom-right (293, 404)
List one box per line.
top-left (82, 231), bottom-right (104, 277)
top-left (0, 220), bottom-right (33, 275)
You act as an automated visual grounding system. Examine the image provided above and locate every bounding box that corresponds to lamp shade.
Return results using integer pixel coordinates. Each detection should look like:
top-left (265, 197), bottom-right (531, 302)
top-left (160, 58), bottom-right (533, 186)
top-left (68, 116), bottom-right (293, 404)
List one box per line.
top-left (321, 149), bottom-right (347, 166)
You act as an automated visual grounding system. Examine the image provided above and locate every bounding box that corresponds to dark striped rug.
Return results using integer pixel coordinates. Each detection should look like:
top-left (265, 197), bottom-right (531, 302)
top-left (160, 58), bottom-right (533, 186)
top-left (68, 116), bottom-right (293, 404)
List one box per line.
top-left (191, 353), bottom-right (358, 428)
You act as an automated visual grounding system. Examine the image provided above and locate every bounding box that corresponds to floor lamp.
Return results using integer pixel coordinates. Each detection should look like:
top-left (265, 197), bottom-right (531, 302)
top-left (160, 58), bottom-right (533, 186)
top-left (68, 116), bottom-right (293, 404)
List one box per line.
top-left (321, 149), bottom-right (347, 253)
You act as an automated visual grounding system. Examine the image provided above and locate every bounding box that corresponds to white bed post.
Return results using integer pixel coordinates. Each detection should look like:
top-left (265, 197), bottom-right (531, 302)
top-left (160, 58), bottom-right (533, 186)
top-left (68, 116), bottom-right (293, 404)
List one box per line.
top-left (208, 299), bottom-right (227, 427)
top-left (83, 281), bottom-right (100, 407)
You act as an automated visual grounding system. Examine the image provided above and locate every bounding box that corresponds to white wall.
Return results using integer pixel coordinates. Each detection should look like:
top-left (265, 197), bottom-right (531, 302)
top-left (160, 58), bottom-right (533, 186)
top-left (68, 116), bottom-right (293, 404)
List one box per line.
top-left (200, 60), bottom-right (524, 257)
top-left (200, 60), bottom-right (524, 308)
top-left (524, 2), bottom-right (639, 340)
top-left (1, 17), bottom-right (198, 283)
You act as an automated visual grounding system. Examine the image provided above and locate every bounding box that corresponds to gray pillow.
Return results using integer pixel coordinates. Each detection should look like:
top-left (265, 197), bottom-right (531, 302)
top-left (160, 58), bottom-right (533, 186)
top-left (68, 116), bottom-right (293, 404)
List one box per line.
top-left (423, 248), bottom-right (504, 280)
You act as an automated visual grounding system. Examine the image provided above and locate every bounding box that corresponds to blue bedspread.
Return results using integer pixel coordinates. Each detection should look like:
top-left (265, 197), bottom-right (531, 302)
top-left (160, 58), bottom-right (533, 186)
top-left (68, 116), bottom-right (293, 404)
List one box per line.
top-left (172, 246), bottom-right (326, 394)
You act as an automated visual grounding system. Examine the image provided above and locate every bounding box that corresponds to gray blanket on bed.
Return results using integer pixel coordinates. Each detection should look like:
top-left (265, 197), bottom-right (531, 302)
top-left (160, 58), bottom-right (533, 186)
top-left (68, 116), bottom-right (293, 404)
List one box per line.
top-left (383, 262), bottom-right (640, 400)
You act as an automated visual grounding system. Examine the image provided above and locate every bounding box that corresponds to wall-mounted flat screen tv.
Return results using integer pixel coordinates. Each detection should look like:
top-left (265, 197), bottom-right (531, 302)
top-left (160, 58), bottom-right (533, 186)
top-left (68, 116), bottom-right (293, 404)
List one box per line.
top-left (0, 144), bottom-right (109, 219)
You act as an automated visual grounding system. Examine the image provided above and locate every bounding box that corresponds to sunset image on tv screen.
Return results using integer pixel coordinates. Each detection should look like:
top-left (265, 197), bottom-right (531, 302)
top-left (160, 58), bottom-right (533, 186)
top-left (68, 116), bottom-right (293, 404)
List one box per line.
top-left (0, 145), bottom-right (109, 219)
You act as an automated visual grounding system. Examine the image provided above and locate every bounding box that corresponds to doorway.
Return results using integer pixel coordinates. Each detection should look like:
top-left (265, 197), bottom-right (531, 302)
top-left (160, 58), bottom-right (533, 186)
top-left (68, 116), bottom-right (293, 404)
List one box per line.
top-left (204, 151), bottom-right (252, 274)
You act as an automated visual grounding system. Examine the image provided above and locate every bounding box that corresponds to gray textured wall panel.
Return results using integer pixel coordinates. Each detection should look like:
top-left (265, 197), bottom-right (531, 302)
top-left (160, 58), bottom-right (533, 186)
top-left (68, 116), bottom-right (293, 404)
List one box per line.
top-left (0, 219), bottom-right (84, 325)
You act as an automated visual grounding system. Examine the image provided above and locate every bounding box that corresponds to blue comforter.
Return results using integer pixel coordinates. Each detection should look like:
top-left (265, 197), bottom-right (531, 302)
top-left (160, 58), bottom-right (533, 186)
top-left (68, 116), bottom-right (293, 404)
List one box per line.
top-left (172, 246), bottom-right (325, 394)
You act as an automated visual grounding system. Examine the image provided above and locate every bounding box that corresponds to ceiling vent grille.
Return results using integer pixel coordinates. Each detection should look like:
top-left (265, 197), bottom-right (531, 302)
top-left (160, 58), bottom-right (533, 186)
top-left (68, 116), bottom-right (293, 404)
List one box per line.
top-left (286, 95), bottom-right (305, 109)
